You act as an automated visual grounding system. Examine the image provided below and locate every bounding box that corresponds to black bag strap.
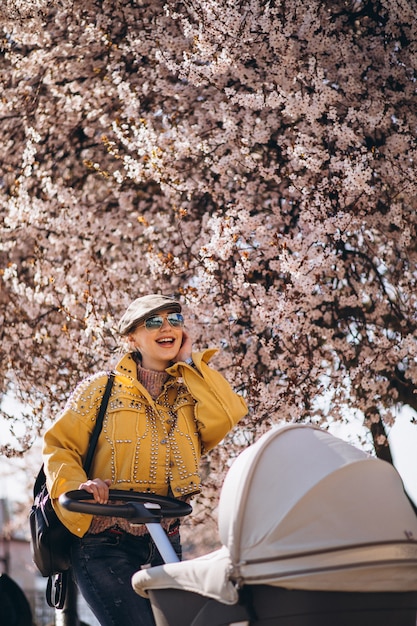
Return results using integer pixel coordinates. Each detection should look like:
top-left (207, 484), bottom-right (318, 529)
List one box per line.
top-left (36, 371), bottom-right (115, 497)
top-left (34, 464), bottom-right (47, 498)
top-left (83, 372), bottom-right (115, 476)
top-left (44, 372), bottom-right (115, 610)
top-left (46, 571), bottom-right (68, 610)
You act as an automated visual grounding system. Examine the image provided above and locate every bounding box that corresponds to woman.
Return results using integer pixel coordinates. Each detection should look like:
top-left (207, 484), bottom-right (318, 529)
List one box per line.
top-left (43, 294), bottom-right (248, 626)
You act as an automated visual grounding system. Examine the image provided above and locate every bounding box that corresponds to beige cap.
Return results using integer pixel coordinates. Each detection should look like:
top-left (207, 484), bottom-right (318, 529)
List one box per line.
top-left (118, 294), bottom-right (182, 336)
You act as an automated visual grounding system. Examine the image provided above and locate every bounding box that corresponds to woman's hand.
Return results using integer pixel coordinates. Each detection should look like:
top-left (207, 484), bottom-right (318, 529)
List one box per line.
top-left (174, 329), bottom-right (193, 363)
top-left (78, 478), bottom-right (111, 504)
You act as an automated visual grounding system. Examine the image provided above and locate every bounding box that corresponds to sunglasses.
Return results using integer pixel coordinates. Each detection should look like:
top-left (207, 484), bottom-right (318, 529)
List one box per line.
top-left (141, 312), bottom-right (184, 331)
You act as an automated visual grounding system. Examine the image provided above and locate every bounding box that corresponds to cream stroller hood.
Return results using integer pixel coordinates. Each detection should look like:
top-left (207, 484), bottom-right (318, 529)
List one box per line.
top-left (133, 425), bottom-right (417, 604)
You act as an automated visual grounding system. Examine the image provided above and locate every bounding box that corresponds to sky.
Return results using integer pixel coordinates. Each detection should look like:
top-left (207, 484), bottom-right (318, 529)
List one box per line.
top-left (384, 407), bottom-right (417, 505)
top-left (0, 393), bottom-right (42, 504)
top-left (328, 405), bottom-right (417, 506)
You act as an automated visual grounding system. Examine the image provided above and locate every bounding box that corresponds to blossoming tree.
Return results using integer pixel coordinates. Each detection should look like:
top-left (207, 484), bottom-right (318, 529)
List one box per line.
top-left (1, 0), bottom-right (417, 482)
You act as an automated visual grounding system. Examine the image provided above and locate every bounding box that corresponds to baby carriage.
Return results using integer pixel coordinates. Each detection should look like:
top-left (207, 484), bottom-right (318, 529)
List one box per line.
top-left (62, 424), bottom-right (417, 626)
top-left (131, 424), bottom-right (417, 626)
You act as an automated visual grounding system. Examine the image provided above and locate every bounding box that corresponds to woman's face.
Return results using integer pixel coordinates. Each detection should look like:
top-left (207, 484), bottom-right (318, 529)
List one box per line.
top-left (129, 309), bottom-right (184, 371)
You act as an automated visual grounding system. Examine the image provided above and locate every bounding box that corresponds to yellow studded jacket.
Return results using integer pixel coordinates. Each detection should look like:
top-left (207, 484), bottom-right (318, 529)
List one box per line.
top-left (43, 349), bottom-right (248, 537)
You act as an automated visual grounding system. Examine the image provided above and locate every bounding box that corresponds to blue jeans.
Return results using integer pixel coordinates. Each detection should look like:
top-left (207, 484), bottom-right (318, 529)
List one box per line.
top-left (70, 528), bottom-right (182, 626)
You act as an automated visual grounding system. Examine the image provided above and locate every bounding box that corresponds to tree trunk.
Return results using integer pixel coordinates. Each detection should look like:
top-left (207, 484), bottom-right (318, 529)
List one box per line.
top-left (369, 415), bottom-right (393, 464)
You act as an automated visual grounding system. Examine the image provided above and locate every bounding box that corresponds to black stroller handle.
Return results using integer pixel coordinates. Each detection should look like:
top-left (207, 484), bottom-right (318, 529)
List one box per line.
top-left (59, 489), bottom-right (192, 524)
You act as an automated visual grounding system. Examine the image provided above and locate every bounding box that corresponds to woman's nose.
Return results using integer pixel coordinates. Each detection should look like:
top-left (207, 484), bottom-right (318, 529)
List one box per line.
top-left (160, 317), bottom-right (171, 329)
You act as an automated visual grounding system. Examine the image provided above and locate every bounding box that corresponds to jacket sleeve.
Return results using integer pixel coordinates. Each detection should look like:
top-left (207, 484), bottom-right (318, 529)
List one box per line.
top-left (42, 373), bottom-right (110, 536)
top-left (167, 349), bottom-right (248, 453)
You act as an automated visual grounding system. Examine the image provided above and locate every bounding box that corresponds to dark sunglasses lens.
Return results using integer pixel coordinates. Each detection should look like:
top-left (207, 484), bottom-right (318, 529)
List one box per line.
top-left (144, 313), bottom-right (184, 329)
top-left (167, 313), bottom-right (184, 327)
top-left (145, 316), bottom-right (163, 329)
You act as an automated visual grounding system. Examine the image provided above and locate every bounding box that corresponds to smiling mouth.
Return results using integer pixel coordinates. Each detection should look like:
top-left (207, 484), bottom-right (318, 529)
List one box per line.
top-left (156, 337), bottom-right (176, 346)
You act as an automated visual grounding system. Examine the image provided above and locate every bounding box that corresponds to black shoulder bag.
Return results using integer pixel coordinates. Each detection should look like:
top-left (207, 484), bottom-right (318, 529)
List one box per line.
top-left (29, 372), bottom-right (115, 609)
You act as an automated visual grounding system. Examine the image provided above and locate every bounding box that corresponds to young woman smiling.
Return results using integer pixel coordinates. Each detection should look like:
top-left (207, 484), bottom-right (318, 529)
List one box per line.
top-left (42, 294), bottom-right (248, 626)
top-left (128, 308), bottom-right (190, 372)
